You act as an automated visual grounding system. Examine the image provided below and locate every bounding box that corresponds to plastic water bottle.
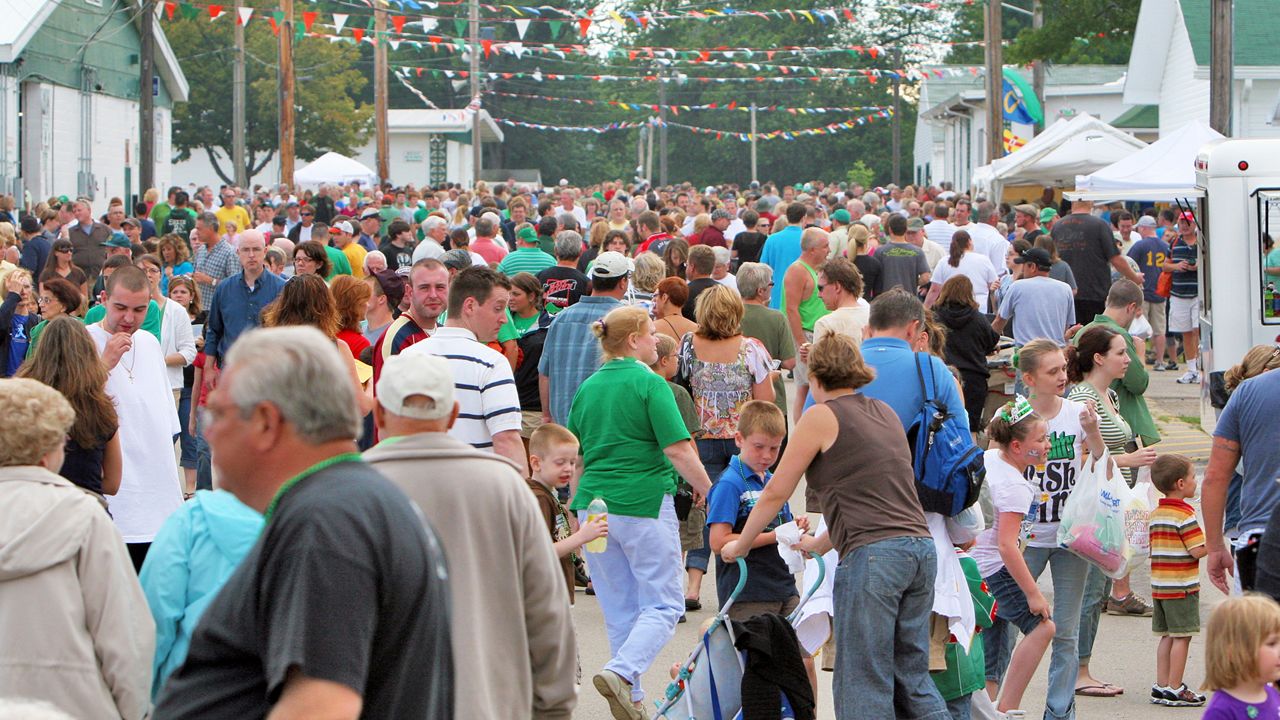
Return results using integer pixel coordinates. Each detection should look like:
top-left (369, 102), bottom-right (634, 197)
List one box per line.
top-left (585, 497), bottom-right (608, 553)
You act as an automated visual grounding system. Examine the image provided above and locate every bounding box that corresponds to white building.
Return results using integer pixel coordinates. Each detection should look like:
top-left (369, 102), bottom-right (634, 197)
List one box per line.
top-left (1, 0), bottom-right (187, 207)
top-left (913, 65), bottom-right (1131, 190)
top-left (172, 109), bottom-right (503, 190)
top-left (1124, 0), bottom-right (1280, 139)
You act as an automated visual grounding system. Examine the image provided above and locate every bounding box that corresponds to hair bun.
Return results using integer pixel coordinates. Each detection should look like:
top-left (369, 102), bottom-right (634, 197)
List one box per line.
top-left (590, 318), bottom-right (607, 340)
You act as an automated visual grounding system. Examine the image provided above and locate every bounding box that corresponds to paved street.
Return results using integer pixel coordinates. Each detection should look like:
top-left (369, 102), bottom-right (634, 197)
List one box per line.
top-left (570, 370), bottom-right (1215, 719)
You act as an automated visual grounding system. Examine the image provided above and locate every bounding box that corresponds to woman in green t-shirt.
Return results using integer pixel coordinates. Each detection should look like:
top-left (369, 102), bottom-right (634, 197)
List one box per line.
top-left (497, 272), bottom-right (543, 370)
top-left (566, 305), bottom-right (712, 716)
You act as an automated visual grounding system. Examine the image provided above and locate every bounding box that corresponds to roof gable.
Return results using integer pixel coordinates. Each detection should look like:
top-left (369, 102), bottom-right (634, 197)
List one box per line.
top-left (1181, 0), bottom-right (1280, 67)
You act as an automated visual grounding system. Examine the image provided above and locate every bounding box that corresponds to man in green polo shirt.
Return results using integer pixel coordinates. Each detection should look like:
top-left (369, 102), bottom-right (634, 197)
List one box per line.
top-left (781, 227), bottom-right (831, 418)
top-left (1071, 278), bottom-right (1159, 446)
top-left (497, 225), bottom-right (555, 277)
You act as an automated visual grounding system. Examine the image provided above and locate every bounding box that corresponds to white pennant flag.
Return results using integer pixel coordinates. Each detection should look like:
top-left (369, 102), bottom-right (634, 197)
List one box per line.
top-left (421, 17), bottom-right (437, 31)
top-left (510, 44), bottom-right (525, 59)
top-left (451, 80), bottom-right (469, 92)
top-left (514, 18), bottom-right (531, 39)
top-left (389, 39), bottom-right (401, 51)
top-left (333, 13), bottom-right (348, 34)
top-left (237, 7), bottom-right (253, 26)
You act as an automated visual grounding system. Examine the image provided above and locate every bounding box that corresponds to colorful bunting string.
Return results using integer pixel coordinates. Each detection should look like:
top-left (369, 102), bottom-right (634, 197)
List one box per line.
top-left (486, 110), bottom-right (893, 140)
top-left (483, 89), bottom-right (891, 115)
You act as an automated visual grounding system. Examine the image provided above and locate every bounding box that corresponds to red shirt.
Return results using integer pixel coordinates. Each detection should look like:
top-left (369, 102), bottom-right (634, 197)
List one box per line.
top-left (471, 236), bottom-right (508, 265)
top-left (637, 232), bottom-right (672, 254)
top-left (337, 328), bottom-right (371, 360)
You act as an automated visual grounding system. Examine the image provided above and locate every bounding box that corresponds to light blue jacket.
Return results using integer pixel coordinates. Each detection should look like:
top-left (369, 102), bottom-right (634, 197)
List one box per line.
top-left (139, 490), bottom-right (262, 697)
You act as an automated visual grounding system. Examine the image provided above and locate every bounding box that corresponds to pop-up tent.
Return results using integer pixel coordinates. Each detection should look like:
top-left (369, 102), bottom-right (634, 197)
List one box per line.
top-left (973, 113), bottom-right (1148, 199)
top-left (1069, 120), bottom-right (1223, 202)
top-left (294, 152), bottom-right (379, 186)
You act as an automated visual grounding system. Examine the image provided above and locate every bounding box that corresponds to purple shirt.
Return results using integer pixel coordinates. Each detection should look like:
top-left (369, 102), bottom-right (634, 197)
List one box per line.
top-left (1203, 686), bottom-right (1280, 720)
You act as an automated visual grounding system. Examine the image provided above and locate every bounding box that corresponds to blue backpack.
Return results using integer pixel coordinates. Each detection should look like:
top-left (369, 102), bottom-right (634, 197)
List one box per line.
top-left (907, 353), bottom-right (985, 516)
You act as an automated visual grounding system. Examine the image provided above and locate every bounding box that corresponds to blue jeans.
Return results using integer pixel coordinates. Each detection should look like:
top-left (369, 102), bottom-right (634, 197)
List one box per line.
top-left (1022, 546), bottom-right (1090, 720)
top-left (685, 438), bottom-right (736, 574)
top-left (1078, 563), bottom-right (1111, 663)
top-left (832, 536), bottom-right (949, 720)
top-left (177, 385), bottom-right (196, 469)
top-left (580, 495), bottom-right (684, 703)
top-left (1226, 471), bottom-right (1244, 535)
top-left (195, 409), bottom-right (213, 491)
top-left (945, 694), bottom-right (971, 720)
top-left (983, 567), bottom-right (1052, 683)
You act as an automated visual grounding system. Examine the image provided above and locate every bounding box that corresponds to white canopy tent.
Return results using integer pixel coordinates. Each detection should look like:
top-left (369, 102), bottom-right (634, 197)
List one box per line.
top-left (294, 152), bottom-right (379, 187)
top-left (973, 113), bottom-right (1148, 199)
top-left (1068, 120), bottom-right (1223, 202)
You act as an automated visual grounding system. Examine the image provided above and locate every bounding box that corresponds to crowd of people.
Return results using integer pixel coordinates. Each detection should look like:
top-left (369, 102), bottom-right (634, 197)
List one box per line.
top-left (0, 176), bottom-right (1276, 720)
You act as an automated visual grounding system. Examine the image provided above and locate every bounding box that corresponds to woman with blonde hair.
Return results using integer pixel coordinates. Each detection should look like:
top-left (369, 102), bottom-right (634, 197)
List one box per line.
top-left (156, 234), bottom-right (193, 295)
top-left (566, 305), bottom-right (712, 715)
top-left (1, 268), bottom-right (37, 376)
top-left (629, 252), bottom-right (664, 311)
top-left (579, 217), bottom-right (610, 272)
top-left (676, 284), bottom-right (775, 607)
top-left (0, 377), bottom-right (151, 720)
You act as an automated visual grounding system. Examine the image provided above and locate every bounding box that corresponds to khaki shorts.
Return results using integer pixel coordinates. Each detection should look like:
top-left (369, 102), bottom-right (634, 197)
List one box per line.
top-left (1153, 593), bottom-right (1200, 637)
top-left (793, 330), bottom-right (815, 385)
top-left (1143, 300), bottom-right (1167, 337)
top-left (679, 505), bottom-right (706, 553)
top-left (726, 595), bottom-right (800, 624)
top-left (520, 410), bottom-right (544, 439)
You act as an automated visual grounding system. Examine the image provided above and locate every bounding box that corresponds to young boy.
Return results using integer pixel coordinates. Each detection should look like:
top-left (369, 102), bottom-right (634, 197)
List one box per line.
top-left (1148, 453), bottom-right (1208, 707)
top-left (527, 423), bottom-right (607, 605)
top-left (706, 400), bottom-right (802, 620)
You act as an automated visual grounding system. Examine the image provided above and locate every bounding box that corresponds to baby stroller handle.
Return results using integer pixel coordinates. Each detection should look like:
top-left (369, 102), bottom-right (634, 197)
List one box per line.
top-left (787, 551), bottom-right (826, 624)
top-left (722, 557), bottom-right (750, 612)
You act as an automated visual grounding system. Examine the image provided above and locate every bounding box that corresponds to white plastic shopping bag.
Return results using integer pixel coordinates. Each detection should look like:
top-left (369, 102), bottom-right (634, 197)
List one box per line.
top-left (1056, 452), bottom-right (1130, 579)
top-left (1119, 476), bottom-right (1159, 574)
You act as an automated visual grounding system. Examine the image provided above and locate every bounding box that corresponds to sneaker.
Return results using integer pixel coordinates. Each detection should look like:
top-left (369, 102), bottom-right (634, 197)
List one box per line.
top-left (593, 670), bottom-right (648, 720)
top-left (1106, 592), bottom-right (1154, 616)
top-left (1150, 685), bottom-right (1175, 705)
top-left (1164, 361), bottom-right (1179, 371)
top-left (1164, 684), bottom-right (1206, 707)
top-left (1176, 369), bottom-right (1201, 384)
top-left (1152, 362), bottom-right (1166, 372)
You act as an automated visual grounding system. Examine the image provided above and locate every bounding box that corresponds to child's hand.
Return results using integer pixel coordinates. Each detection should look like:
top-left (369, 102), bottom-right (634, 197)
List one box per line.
top-left (795, 516), bottom-right (811, 533)
top-left (579, 515), bottom-right (608, 542)
top-left (1028, 590), bottom-right (1052, 621)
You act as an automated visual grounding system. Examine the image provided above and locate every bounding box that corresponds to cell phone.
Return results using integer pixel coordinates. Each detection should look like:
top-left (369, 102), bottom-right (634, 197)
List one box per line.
top-left (770, 358), bottom-right (782, 371)
top-left (192, 324), bottom-right (204, 340)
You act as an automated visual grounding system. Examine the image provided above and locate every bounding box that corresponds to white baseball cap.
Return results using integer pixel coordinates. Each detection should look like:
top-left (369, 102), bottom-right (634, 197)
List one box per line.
top-left (591, 251), bottom-right (634, 279)
top-left (375, 353), bottom-right (455, 421)
top-left (333, 220), bottom-right (355, 235)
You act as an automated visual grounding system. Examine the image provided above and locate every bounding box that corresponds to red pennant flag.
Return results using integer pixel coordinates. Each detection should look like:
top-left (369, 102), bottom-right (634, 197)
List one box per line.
top-left (727, 101), bottom-right (737, 110)
top-left (353, 28), bottom-right (365, 43)
top-left (392, 15), bottom-right (407, 34)
top-left (268, 18), bottom-right (279, 35)
top-left (842, 8), bottom-right (854, 21)
top-left (429, 35), bottom-right (442, 45)
top-left (628, 50), bottom-right (636, 61)
top-left (208, 5), bottom-right (223, 20)
top-left (501, 72), bottom-right (513, 79)
top-left (766, 50), bottom-right (775, 60)
top-left (301, 11), bottom-right (316, 32)
top-left (698, 50), bottom-right (709, 62)
top-left (482, 39), bottom-right (493, 58)
top-left (164, 1), bottom-right (176, 20)
top-left (416, 67), bottom-right (424, 76)
top-left (638, 15), bottom-right (649, 29)
top-left (577, 18), bottom-right (591, 36)
top-left (869, 47), bottom-right (878, 59)
top-left (707, 103), bottom-right (718, 109)
top-left (457, 70), bottom-right (468, 78)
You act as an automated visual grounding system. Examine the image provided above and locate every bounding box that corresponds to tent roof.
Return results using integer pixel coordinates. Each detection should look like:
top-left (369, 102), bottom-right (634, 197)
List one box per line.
top-left (977, 114), bottom-right (1147, 195)
top-left (1074, 119), bottom-right (1223, 198)
top-left (294, 152), bottom-right (379, 186)
top-left (1111, 104), bottom-right (1159, 129)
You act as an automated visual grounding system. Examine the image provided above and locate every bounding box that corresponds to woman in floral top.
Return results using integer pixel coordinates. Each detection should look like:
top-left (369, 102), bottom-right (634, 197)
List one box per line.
top-left (677, 284), bottom-right (775, 608)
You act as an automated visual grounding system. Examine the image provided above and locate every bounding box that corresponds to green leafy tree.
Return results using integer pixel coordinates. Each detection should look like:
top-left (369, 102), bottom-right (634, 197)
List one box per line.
top-left (945, 0), bottom-right (1139, 66)
top-left (166, 9), bottom-right (373, 184)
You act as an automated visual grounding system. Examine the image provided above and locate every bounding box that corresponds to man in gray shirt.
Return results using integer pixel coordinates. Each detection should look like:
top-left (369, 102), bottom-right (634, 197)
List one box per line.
top-left (876, 215), bottom-right (931, 295)
top-left (993, 247), bottom-right (1077, 346)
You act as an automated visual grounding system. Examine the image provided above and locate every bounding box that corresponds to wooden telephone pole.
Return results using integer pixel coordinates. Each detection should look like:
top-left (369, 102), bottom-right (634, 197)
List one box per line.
top-left (139, 0), bottom-right (155, 193)
top-left (279, 0), bottom-right (296, 186)
top-left (469, 0), bottom-right (481, 187)
top-left (1209, 0), bottom-right (1233, 135)
top-left (232, 4), bottom-right (247, 187)
top-left (984, 0), bottom-right (1004, 163)
top-left (374, 5), bottom-right (390, 182)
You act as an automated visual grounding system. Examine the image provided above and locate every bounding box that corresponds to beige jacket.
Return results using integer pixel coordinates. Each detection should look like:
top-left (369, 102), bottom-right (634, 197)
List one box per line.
top-left (0, 466), bottom-right (154, 719)
top-left (365, 433), bottom-right (577, 720)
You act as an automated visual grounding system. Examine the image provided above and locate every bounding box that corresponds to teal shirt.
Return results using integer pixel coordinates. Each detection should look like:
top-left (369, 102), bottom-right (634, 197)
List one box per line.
top-left (497, 247), bottom-right (556, 277)
top-left (83, 300), bottom-right (163, 343)
top-left (324, 245), bottom-right (353, 279)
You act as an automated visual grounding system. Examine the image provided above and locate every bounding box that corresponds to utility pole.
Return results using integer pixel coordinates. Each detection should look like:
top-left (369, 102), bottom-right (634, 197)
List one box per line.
top-left (232, 4), bottom-right (247, 188)
top-left (749, 104), bottom-right (758, 184)
top-left (1209, 0), bottom-right (1233, 135)
top-left (469, 0), bottom-right (481, 187)
top-left (984, 0), bottom-right (1004, 163)
top-left (279, 0), bottom-right (296, 186)
top-left (891, 49), bottom-right (902, 185)
top-left (139, 0), bottom-right (155, 194)
top-left (374, 5), bottom-right (390, 182)
top-left (658, 73), bottom-right (668, 186)
top-left (645, 121), bottom-right (655, 182)
top-left (1031, 0), bottom-right (1045, 132)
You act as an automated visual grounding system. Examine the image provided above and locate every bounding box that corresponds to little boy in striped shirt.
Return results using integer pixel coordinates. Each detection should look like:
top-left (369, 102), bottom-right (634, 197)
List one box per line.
top-left (1148, 453), bottom-right (1208, 707)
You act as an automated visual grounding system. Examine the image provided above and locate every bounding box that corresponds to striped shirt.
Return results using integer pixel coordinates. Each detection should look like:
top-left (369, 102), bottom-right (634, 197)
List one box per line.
top-left (1067, 382), bottom-right (1135, 482)
top-left (192, 240), bottom-right (241, 311)
top-left (497, 247), bottom-right (556, 277)
top-left (403, 327), bottom-right (521, 450)
top-left (1148, 497), bottom-right (1205, 599)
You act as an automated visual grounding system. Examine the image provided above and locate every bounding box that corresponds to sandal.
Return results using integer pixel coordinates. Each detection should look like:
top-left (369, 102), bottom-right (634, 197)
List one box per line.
top-left (1075, 684), bottom-right (1123, 698)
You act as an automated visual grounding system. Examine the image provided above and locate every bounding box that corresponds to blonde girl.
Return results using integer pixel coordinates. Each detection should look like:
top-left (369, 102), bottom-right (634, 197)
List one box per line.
top-left (1200, 594), bottom-right (1280, 717)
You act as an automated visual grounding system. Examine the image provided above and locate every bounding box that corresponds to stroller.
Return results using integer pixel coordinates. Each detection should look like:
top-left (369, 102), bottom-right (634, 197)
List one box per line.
top-left (654, 554), bottom-right (827, 720)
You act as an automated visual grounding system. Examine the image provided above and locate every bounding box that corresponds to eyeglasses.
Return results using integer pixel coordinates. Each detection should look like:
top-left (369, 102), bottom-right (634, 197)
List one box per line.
top-left (55, 247), bottom-right (71, 253)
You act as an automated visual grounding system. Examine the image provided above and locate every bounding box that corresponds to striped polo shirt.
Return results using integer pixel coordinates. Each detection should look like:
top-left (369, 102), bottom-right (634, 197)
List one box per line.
top-left (402, 327), bottom-right (521, 450)
top-left (1148, 497), bottom-right (1205, 599)
top-left (497, 246), bottom-right (556, 277)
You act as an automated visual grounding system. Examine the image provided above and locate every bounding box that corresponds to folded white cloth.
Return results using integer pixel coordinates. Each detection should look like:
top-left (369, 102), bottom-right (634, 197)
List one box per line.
top-left (772, 521), bottom-right (806, 574)
top-left (928, 512), bottom-right (976, 651)
top-left (792, 517), bottom-right (839, 656)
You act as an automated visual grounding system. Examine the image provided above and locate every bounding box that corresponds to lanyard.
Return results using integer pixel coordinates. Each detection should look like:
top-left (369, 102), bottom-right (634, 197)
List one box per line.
top-left (264, 452), bottom-right (363, 521)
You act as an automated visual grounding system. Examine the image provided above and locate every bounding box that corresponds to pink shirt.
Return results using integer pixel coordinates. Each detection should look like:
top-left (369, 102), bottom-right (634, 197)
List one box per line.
top-left (471, 236), bottom-right (508, 265)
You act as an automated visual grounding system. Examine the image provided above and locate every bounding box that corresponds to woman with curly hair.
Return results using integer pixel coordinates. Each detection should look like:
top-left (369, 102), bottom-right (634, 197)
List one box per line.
top-left (330, 274), bottom-right (373, 359)
top-left (156, 233), bottom-right (193, 296)
top-left (261, 273), bottom-right (373, 415)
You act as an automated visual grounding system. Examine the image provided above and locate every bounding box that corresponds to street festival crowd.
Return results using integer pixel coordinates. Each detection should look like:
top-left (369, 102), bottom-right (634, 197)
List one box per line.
top-left (3, 176), bottom-right (1280, 720)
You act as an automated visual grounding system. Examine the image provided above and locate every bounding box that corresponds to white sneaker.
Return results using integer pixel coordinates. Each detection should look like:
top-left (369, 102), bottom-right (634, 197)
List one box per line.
top-left (1176, 369), bottom-right (1201, 384)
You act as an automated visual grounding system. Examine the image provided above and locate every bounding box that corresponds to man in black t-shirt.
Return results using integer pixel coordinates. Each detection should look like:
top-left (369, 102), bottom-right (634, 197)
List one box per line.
top-left (1051, 199), bottom-right (1143, 322)
top-left (538, 230), bottom-right (591, 312)
top-left (154, 326), bottom-right (452, 720)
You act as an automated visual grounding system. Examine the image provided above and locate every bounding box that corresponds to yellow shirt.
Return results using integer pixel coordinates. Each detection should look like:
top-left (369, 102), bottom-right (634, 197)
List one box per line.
top-left (215, 205), bottom-right (253, 235)
top-left (342, 243), bottom-right (368, 279)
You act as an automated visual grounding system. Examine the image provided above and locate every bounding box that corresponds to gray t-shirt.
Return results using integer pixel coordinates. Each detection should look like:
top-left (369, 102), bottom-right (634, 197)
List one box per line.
top-left (996, 275), bottom-right (1076, 346)
top-left (1215, 370), bottom-right (1280, 533)
top-left (876, 241), bottom-right (930, 293)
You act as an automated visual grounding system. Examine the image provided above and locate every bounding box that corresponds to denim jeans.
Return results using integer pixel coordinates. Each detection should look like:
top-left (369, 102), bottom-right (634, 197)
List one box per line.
top-left (832, 536), bottom-right (949, 720)
top-left (1226, 471), bottom-right (1244, 535)
top-left (983, 567), bottom-right (1050, 683)
top-left (685, 438), bottom-right (736, 574)
top-left (580, 495), bottom-right (684, 703)
top-left (1024, 546), bottom-right (1090, 720)
top-left (945, 694), bottom-right (971, 720)
top-left (194, 409), bottom-right (213, 491)
top-left (177, 385), bottom-right (197, 469)
top-left (1078, 564), bottom-right (1111, 664)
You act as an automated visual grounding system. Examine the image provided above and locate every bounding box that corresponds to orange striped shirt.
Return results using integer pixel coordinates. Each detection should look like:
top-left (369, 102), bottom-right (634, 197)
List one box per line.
top-left (1148, 498), bottom-right (1204, 599)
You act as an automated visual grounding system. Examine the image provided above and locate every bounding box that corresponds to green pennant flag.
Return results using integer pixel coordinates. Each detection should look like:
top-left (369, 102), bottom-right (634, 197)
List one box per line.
top-left (180, 2), bottom-right (200, 19)
top-left (296, 19), bottom-right (305, 39)
top-left (367, 16), bottom-right (377, 30)
top-left (454, 18), bottom-right (468, 36)
top-left (548, 20), bottom-right (563, 38)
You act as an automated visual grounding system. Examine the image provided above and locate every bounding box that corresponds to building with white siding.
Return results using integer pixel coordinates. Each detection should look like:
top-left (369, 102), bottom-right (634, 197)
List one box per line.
top-left (0, 0), bottom-right (187, 210)
top-left (1124, 0), bottom-right (1280, 140)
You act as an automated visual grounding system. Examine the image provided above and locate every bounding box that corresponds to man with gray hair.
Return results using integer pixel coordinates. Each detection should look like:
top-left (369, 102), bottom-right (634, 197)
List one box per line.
top-left (191, 211), bottom-right (238, 311)
top-left (365, 352), bottom-right (576, 720)
top-left (711, 246), bottom-right (737, 293)
top-left (538, 230), bottom-right (590, 312)
top-left (413, 215), bottom-right (448, 264)
top-left (470, 216), bottom-right (508, 265)
top-left (738, 262), bottom-right (795, 422)
top-left (968, 200), bottom-right (1012, 278)
top-left (156, 327), bottom-right (453, 719)
top-left (700, 208), bottom-right (732, 248)
top-left (556, 213), bottom-right (581, 235)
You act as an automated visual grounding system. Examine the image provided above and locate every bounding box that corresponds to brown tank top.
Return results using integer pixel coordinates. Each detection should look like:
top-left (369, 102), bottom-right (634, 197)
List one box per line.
top-left (806, 393), bottom-right (930, 556)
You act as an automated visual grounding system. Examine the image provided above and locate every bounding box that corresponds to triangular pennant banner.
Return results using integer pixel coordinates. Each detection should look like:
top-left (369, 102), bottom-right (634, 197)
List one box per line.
top-left (454, 18), bottom-right (468, 36)
top-left (268, 10), bottom-right (283, 35)
top-left (333, 13), bottom-right (348, 34)
top-left (481, 38), bottom-right (492, 58)
top-left (237, 7), bottom-right (253, 26)
top-left (163, 1), bottom-right (176, 21)
top-left (301, 11), bottom-right (317, 32)
top-left (421, 17), bottom-right (437, 31)
top-left (577, 17), bottom-right (591, 36)
top-left (208, 5), bottom-right (223, 21)
top-left (353, 28), bottom-right (365, 43)
top-left (392, 15), bottom-right (407, 34)
top-left (180, 3), bottom-right (200, 20)
top-left (547, 20), bottom-right (562, 38)
top-left (513, 18), bottom-right (530, 39)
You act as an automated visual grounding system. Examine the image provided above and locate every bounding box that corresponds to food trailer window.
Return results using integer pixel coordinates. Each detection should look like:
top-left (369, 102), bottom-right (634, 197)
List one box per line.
top-left (1258, 190), bottom-right (1280, 324)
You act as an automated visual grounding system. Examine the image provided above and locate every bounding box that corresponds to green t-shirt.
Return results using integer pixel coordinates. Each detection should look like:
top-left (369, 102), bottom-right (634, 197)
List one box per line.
top-left (739, 303), bottom-right (795, 418)
top-left (82, 300), bottom-right (164, 343)
top-left (378, 207), bottom-right (400, 237)
top-left (150, 201), bottom-right (172, 232)
top-left (498, 308), bottom-right (538, 343)
top-left (25, 319), bottom-right (47, 358)
top-left (568, 358), bottom-right (691, 518)
top-left (667, 380), bottom-right (700, 435)
top-left (414, 207), bottom-right (430, 241)
top-left (324, 244), bottom-right (353, 279)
